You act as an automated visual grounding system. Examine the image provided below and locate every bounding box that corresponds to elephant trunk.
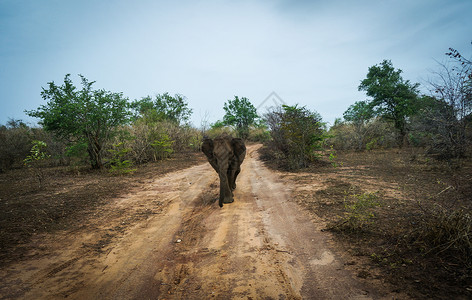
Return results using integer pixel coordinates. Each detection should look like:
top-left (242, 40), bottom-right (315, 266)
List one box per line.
top-left (218, 172), bottom-right (233, 208)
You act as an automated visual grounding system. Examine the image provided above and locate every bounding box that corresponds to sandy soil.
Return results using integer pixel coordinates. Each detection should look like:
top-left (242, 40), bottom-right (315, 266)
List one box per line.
top-left (0, 145), bottom-right (403, 299)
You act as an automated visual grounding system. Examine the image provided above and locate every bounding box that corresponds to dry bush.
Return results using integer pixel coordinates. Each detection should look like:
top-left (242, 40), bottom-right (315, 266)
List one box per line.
top-left (204, 126), bottom-right (235, 139)
top-left (115, 122), bottom-right (172, 164)
top-left (410, 205), bottom-right (472, 266)
top-left (409, 101), bottom-right (471, 159)
top-left (0, 125), bottom-right (31, 171)
top-left (264, 105), bottom-right (325, 170)
top-left (246, 125), bottom-right (271, 143)
top-left (112, 121), bottom-right (202, 165)
top-left (328, 118), bottom-right (398, 151)
top-left (160, 121), bottom-right (202, 152)
top-left (0, 123), bottom-right (66, 172)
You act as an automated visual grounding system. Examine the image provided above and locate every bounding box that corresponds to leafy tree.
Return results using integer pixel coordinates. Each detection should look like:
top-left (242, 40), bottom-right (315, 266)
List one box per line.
top-left (6, 118), bottom-right (27, 129)
top-left (132, 93), bottom-right (193, 125)
top-left (210, 120), bottom-right (226, 129)
top-left (26, 74), bottom-right (131, 169)
top-left (223, 96), bottom-right (259, 138)
top-left (343, 100), bottom-right (374, 124)
top-left (358, 60), bottom-right (420, 145)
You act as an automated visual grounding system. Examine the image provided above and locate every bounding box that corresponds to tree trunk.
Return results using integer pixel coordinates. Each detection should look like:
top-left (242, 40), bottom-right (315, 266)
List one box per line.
top-left (87, 138), bottom-right (103, 169)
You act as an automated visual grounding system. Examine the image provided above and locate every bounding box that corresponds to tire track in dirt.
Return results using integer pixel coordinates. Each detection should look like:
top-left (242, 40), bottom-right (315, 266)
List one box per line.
top-left (0, 163), bottom-right (217, 299)
top-left (0, 144), bottom-right (400, 299)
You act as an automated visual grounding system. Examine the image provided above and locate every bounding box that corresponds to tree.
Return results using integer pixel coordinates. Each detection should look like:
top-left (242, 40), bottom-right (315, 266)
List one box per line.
top-left (343, 100), bottom-right (374, 124)
top-left (26, 74), bottom-right (131, 169)
top-left (131, 93), bottom-right (193, 125)
top-left (443, 46), bottom-right (472, 121)
top-left (359, 60), bottom-right (420, 145)
top-left (223, 96), bottom-right (259, 138)
top-left (417, 45), bottom-right (472, 158)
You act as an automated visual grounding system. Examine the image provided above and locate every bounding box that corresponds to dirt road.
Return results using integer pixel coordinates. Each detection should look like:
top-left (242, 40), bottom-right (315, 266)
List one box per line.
top-left (0, 145), bottom-right (398, 299)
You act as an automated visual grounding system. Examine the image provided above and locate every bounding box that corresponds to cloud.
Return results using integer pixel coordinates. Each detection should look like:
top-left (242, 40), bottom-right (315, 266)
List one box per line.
top-left (1, 0), bottom-right (471, 127)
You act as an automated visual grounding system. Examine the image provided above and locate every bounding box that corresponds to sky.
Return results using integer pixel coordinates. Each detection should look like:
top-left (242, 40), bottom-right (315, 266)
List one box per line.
top-left (1, 0), bottom-right (471, 128)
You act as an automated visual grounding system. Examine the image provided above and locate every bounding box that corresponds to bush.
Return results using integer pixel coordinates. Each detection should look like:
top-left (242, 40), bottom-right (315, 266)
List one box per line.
top-left (329, 192), bottom-right (381, 232)
top-left (108, 142), bottom-right (137, 175)
top-left (247, 124), bottom-right (271, 143)
top-left (328, 118), bottom-right (398, 151)
top-left (23, 140), bottom-right (50, 187)
top-left (0, 121), bottom-right (66, 171)
top-left (0, 123), bottom-right (31, 171)
top-left (410, 205), bottom-right (472, 266)
top-left (115, 122), bottom-right (171, 164)
top-left (111, 120), bottom-right (201, 165)
top-left (204, 123), bottom-right (235, 139)
top-left (265, 105), bottom-right (326, 170)
top-left (409, 98), bottom-right (470, 159)
top-left (159, 121), bottom-right (202, 153)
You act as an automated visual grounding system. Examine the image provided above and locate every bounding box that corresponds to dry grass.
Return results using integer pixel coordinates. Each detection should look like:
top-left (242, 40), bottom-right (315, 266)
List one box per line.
top-left (0, 151), bottom-right (207, 266)
top-left (263, 146), bottom-right (472, 299)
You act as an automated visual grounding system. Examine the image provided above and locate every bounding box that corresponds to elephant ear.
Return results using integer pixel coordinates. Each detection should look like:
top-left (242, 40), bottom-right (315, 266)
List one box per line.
top-left (231, 138), bottom-right (246, 161)
top-left (201, 138), bottom-right (214, 159)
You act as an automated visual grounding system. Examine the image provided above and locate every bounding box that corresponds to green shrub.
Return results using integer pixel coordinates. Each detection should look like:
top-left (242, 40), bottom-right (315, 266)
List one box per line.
top-left (108, 142), bottom-right (136, 175)
top-left (265, 105), bottom-right (326, 170)
top-left (331, 192), bottom-right (381, 232)
top-left (23, 140), bottom-right (50, 187)
top-left (151, 133), bottom-right (173, 161)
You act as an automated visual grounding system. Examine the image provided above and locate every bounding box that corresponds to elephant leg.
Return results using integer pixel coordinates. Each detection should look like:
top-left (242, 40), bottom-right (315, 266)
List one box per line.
top-left (233, 164), bottom-right (241, 189)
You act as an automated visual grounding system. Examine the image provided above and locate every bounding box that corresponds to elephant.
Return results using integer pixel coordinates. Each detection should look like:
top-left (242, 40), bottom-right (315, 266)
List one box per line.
top-left (201, 135), bottom-right (246, 207)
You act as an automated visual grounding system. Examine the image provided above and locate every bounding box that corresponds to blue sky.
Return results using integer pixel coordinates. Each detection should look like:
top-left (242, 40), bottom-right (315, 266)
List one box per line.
top-left (1, 0), bottom-right (471, 127)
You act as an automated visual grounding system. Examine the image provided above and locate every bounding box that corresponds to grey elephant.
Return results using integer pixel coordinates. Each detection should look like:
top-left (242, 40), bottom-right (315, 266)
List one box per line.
top-left (202, 135), bottom-right (246, 207)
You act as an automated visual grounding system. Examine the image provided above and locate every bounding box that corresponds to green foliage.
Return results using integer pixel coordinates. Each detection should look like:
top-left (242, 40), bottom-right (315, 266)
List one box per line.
top-left (26, 74), bottom-right (131, 169)
top-left (24, 140), bottom-right (50, 166)
top-left (265, 105), bottom-right (326, 169)
top-left (332, 192), bottom-right (381, 232)
top-left (150, 133), bottom-right (174, 161)
top-left (365, 138), bottom-right (377, 151)
top-left (131, 93), bottom-right (192, 125)
top-left (65, 141), bottom-right (88, 157)
top-left (23, 140), bottom-right (50, 187)
top-left (328, 145), bottom-right (342, 167)
top-left (223, 96), bottom-right (259, 138)
top-left (119, 120), bottom-right (194, 164)
top-left (108, 142), bottom-right (136, 175)
top-left (359, 60), bottom-right (420, 145)
top-left (343, 100), bottom-right (374, 124)
top-left (210, 120), bottom-right (226, 129)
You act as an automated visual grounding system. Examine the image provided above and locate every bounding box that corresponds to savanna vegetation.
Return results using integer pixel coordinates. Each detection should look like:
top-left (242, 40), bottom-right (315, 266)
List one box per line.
top-left (1, 43), bottom-right (471, 298)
